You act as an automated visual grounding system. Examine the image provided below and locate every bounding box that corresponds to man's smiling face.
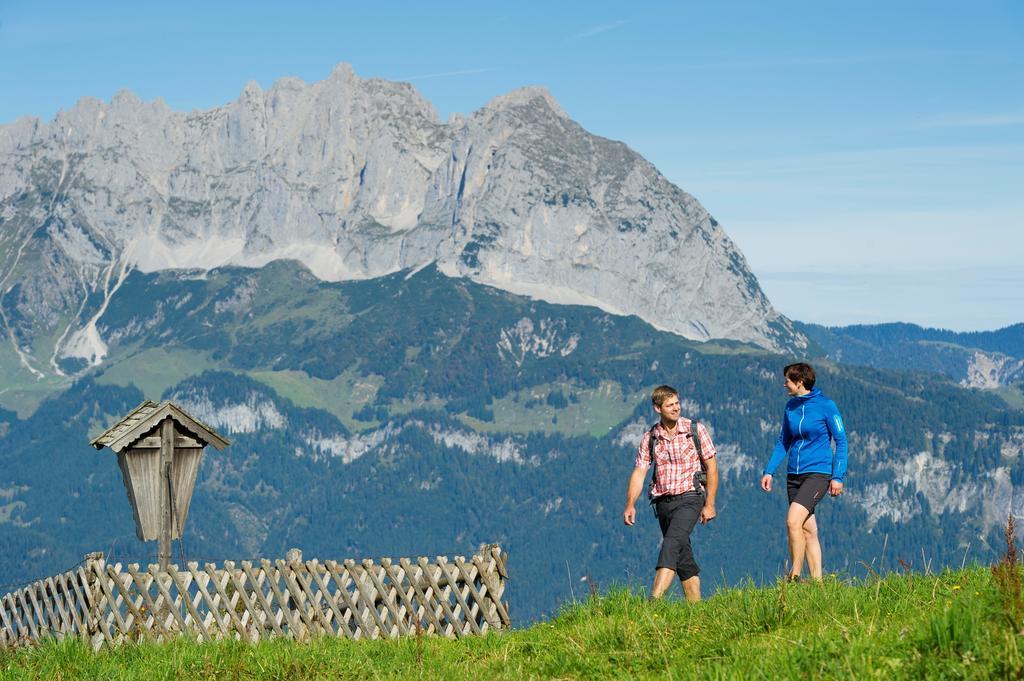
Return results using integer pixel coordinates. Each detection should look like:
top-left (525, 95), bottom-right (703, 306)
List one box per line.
top-left (656, 394), bottom-right (681, 423)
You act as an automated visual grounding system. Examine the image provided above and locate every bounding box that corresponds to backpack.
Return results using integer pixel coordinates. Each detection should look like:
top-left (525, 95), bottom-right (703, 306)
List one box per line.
top-left (648, 420), bottom-right (708, 494)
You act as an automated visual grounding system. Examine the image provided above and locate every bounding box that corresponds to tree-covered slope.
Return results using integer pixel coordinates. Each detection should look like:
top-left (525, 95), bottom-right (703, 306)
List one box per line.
top-left (797, 321), bottom-right (1024, 392)
top-left (0, 262), bottom-right (1022, 623)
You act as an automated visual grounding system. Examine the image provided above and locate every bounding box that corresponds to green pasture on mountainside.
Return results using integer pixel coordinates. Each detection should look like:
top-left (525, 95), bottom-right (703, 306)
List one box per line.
top-left (2, 565), bottom-right (1022, 680)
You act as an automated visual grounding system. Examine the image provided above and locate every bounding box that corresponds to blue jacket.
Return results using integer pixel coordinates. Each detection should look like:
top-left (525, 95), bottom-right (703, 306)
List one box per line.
top-left (763, 387), bottom-right (848, 482)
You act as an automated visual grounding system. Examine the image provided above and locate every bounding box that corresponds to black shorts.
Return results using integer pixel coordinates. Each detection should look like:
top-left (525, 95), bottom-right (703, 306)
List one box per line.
top-left (653, 492), bottom-right (703, 580)
top-left (787, 473), bottom-right (830, 515)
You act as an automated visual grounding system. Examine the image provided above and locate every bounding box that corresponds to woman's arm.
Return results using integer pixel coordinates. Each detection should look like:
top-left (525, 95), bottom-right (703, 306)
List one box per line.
top-left (762, 414), bottom-right (789, 479)
top-left (826, 401), bottom-right (848, 495)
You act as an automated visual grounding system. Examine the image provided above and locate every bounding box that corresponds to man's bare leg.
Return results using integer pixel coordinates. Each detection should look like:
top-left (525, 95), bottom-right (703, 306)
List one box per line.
top-left (651, 568), bottom-right (676, 599)
top-left (802, 514), bottom-right (823, 580)
top-left (786, 503), bottom-right (811, 579)
top-left (681, 575), bottom-right (701, 602)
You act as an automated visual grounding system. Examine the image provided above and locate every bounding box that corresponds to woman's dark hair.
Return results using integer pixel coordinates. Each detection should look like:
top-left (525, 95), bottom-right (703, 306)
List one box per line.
top-left (784, 363), bottom-right (816, 390)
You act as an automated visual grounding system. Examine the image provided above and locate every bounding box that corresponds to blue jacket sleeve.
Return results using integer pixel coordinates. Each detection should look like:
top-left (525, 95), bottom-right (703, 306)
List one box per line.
top-left (763, 413), bottom-right (790, 476)
top-left (825, 401), bottom-right (848, 482)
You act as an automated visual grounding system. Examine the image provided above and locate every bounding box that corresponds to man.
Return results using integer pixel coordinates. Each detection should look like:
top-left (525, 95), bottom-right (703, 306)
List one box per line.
top-left (623, 385), bottom-right (719, 601)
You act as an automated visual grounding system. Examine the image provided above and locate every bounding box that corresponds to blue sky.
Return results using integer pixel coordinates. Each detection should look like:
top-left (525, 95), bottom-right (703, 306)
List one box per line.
top-left (1, 0), bottom-right (1021, 331)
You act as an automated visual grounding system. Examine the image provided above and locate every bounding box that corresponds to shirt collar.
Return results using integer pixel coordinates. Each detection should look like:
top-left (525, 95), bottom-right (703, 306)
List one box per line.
top-left (655, 418), bottom-right (692, 439)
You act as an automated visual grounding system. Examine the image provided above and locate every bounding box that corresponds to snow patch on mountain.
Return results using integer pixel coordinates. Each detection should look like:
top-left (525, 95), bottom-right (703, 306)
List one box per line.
top-left (60, 321), bottom-right (108, 368)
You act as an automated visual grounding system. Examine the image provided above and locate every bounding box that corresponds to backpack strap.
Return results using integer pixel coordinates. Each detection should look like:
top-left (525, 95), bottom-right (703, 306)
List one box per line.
top-left (691, 420), bottom-right (707, 472)
top-left (648, 424), bottom-right (660, 489)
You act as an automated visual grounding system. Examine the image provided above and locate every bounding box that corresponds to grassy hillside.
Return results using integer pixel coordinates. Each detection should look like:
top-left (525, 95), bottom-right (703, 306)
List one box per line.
top-left (4, 557), bottom-right (1023, 679)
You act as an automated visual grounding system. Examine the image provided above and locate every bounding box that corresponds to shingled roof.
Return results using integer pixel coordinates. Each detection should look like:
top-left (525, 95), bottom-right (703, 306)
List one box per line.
top-left (90, 401), bottom-right (230, 453)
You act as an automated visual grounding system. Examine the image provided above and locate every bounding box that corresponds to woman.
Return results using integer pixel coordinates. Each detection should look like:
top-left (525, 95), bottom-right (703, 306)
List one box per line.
top-left (760, 362), bottom-right (848, 581)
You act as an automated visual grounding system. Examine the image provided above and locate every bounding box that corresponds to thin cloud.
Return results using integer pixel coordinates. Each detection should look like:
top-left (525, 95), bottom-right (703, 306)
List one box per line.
top-left (917, 112), bottom-right (1024, 129)
top-left (401, 68), bottom-right (494, 82)
top-left (672, 50), bottom-right (1003, 71)
top-left (569, 20), bottom-right (628, 40)
top-left (683, 144), bottom-right (1024, 179)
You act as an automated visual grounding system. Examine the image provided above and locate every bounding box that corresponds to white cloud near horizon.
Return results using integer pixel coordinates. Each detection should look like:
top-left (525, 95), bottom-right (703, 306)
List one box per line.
top-left (757, 265), bottom-right (1023, 331)
top-left (665, 143), bottom-right (1023, 229)
top-left (670, 50), bottom-right (1007, 71)
top-left (660, 139), bottom-right (1023, 331)
top-left (684, 144), bottom-right (1024, 178)
top-left (725, 207), bottom-right (1022, 271)
top-left (916, 112), bottom-right (1024, 129)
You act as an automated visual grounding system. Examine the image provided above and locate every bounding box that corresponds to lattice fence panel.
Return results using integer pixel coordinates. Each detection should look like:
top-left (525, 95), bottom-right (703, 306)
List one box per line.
top-left (0, 545), bottom-right (508, 650)
top-left (0, 563), bottom-right (100, 647)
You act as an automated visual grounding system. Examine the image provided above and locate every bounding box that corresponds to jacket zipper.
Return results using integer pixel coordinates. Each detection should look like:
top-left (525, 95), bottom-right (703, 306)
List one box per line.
top-left (796, 404), bottom-right (806, 474)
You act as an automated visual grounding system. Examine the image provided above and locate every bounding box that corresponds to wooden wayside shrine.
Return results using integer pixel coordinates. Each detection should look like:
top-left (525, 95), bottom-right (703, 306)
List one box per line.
top-left (90, 400), bottom-right (230, 569)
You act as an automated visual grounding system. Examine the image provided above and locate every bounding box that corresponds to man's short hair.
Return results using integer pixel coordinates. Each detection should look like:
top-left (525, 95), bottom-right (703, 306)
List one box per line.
top-left (784, 363), bottom-right (816, 390)
top-left (651, 385), bottom-right (679, 407)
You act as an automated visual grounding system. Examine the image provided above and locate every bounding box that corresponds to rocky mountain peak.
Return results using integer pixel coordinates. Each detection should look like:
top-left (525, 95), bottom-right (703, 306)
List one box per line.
top-left (0, 62), bottom-right (803, 380)
top-left (482, 86), bottom-right (567, 118)
top-left (328, 62), bottom-right (357, 81)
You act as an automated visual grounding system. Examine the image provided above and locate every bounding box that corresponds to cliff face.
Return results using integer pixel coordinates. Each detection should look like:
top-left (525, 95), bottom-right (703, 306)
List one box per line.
top-left (0, 63), bottom-right (801, 378)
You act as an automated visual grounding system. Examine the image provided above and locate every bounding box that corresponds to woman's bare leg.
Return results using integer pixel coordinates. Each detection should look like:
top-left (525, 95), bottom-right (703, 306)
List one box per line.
top-left (802, 514), bottom-right (823, 580)
top-left (786, 503), bottom-right (811, 578)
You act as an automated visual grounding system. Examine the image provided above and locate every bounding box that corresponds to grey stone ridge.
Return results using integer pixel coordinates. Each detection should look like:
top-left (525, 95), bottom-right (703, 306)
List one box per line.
top-left (0, 62), bottom-right (805, 378)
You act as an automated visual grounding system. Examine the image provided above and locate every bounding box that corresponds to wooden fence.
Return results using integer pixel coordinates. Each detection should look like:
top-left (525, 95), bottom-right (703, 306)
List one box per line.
top-left (0, 545), bottom-right (509, 650)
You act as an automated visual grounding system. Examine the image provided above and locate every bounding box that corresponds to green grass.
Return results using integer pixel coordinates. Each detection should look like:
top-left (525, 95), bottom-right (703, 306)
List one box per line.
top-left (462, 380), bottom-right (644, 437)
top-left (4, 566), bottom-right (1023, 679)
top-left (95, 351), bottom-right (385, 430)
top-left (0, 345), bottom-right (70, 418)
top-left (94, 347), bottom-right (221, 401)
top-left (994, 385), bottom-right (1024, 411)
top-left (247, 368), bottom-right (383, 431)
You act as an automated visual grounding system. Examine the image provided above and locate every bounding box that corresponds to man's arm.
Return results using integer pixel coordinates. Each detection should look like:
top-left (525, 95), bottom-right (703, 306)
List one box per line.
top-left (700, 456), bottom-right (718, 523)
top-left (623, 467), bottom-right (647, 526)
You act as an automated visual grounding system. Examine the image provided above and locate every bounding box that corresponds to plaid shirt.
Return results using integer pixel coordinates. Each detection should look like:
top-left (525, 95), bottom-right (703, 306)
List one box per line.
top-left (635, 418), bottom-right (717, 498)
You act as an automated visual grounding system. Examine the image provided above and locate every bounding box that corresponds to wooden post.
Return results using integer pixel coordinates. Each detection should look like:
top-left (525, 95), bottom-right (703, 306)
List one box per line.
top-left (159, 419), bottom-right (174, 571)
top-left (83, 552), bottom-right (104, 650)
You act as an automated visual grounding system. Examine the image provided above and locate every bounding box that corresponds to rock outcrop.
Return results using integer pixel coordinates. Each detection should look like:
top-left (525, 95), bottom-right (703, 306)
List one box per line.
top-left (0, 63), bottom-right (802, 378)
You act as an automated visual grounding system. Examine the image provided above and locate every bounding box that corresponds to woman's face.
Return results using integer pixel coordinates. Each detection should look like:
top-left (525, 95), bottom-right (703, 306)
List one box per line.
top-left (784, 376), bottom-right (805, 396)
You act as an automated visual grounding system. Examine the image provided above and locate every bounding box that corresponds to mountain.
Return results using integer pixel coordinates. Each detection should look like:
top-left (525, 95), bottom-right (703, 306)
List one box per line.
top-left (0, 263), bottom-right (1022, 623)
top-left (0, 62), bottom-right (800, 391)
top-left (3, 65), bottom-right (1022, 624)
top-left (798, 322), bottom-right (1024, 391)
